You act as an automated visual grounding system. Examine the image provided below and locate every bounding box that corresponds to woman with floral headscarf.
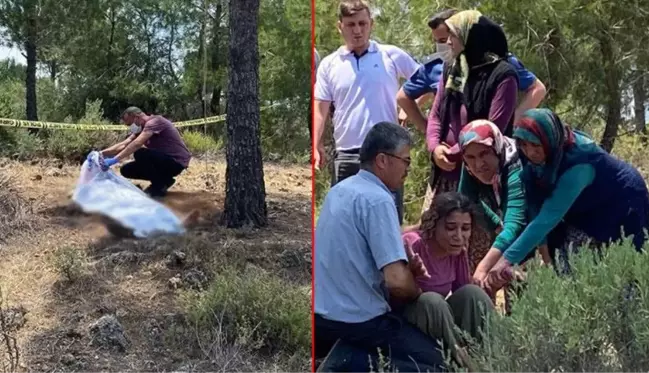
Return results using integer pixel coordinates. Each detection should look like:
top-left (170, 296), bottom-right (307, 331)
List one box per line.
top-left (457, 119), bottom-right (536, 312)
top-left (401, 192), bottom-right (493, 368)
top-left (490, 108), bottom-right (649, 277)
top-left (421, 10), bottom-right (519, 275)
top-left (456, 120), bottom-right (532, 282)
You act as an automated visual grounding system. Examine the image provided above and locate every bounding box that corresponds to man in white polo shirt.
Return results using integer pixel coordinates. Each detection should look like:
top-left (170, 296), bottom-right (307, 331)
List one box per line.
top-left (313, 0), bottom-right (420, 223)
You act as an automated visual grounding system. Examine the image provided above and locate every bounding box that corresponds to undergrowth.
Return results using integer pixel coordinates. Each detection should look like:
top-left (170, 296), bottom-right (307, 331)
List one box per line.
top-left (0, 172), bottom-right (35, 241)
top-left (183, 266), bottom-right (310, 367)
top-left (468, 237), bottom-right (649, 372)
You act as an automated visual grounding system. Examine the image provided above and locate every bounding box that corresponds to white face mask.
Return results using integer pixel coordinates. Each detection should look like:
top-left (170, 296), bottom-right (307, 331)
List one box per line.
top-left (436, 42), bottom-right (454, 63)
top-left (129, 123), bottom-right (142, 134)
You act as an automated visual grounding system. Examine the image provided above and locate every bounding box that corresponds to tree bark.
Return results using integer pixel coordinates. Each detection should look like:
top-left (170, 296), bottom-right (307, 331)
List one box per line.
top-left (197, 17), bottom-right (207, 116)
top-left (221, 0), bottom-right (266, 228)
top-left (210, 0), bottom-right (224, 115)
top-left (25, 13), bottom-right (38, 123)
top-left (49, 60), bottom-right (57, 83)
top-left (633, 69), bottom-right (647, 137)
top-left (599, 36), bottom-right (622, 152)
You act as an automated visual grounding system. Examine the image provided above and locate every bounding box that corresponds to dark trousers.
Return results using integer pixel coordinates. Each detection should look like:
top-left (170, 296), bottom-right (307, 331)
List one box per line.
top-left (331, 149), bottom-right (405, 224)
top-left (315, 313), bottom-right (446, 372)
top-left (309, 98), bottom-right (313, 144)
top-left (120, 148), bottom-right (185, 192)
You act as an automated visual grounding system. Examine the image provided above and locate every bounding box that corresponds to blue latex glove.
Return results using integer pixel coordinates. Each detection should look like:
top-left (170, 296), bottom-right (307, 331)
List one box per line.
top-left (101, 157), bottom-right (118, 171)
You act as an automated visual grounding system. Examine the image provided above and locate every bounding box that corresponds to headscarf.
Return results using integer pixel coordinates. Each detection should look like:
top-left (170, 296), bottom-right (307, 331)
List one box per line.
top-left (513, 108), bottom-right (579, 190)
top-left (444, 10), bottom-right (509, 94)
top-left (458, 120), bottom-right (518, 206)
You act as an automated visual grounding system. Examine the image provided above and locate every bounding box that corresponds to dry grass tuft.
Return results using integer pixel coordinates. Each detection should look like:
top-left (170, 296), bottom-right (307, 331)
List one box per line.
top-left (0, 172), bottom-right (37, 241)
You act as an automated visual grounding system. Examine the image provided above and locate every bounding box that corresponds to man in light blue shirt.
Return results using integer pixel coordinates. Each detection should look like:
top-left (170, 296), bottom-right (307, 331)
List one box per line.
top-left (314, 121), bottom-right (445, 372)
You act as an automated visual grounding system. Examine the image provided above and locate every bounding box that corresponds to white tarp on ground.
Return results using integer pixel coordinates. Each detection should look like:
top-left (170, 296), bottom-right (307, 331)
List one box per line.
top-left (72, 151), bottom-right (185, 238)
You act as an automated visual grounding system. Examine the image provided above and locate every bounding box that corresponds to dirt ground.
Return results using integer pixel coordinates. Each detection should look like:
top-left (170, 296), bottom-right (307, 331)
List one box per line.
top-left (0, 156), bottom-right (311, 372)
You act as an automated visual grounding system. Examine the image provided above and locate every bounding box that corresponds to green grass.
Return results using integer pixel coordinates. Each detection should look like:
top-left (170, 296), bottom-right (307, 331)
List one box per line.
top-left (184, 266), bottom-right (310, 355)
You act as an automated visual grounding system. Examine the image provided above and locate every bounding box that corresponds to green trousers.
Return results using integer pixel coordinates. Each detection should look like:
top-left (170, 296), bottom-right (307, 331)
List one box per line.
top-left (403, 284), bottom-right (494, 355)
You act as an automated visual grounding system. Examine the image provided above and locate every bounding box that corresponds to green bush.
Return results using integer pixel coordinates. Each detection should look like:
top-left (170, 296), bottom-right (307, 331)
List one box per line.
top-left (182, 129), bottom-right (223, 155)
top-left (51, 246), bottom-right (89, 283)
top-left (185, 266), bottom-right (310, 355)
top-left (469, 238), bottom-right (649, 372)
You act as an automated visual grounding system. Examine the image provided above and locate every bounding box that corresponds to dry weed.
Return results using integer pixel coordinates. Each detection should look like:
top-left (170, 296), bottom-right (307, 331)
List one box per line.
top-left (0, 172), bottom-right (36, 241)
top-left (0, 287), bottom-right (20, 373)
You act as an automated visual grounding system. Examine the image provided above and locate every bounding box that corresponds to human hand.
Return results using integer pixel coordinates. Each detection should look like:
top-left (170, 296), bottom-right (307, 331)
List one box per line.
top-left (432, 144), bottom-right (456, 171)
top-left (486, 257), bottom-right (513, 293)
top-left (101, 157), bottom-right (118, 171)
top-left (405, 243), bottom-right (430, 279)
top-left (314, 145), bottom-right (326, 171)
top-left (472, 269), bottom-right (488, 288)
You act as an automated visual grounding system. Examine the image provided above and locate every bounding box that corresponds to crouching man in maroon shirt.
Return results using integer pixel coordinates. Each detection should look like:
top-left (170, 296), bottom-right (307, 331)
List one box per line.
top-left (99, 106), bottom-right (192, 197)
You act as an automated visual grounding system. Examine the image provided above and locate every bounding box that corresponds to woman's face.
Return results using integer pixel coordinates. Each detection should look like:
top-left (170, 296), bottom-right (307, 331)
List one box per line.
top-left (434, 211), bottom-right (472, 256)
top-left (447, 28), bottom-right (465, 58)
top-left (463, 142), bottom-right (500, 184)
top-left (517, 139), bottom-right (546, 164)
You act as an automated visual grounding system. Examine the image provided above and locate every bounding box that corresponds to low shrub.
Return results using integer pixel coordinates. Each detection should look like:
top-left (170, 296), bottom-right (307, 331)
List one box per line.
top-left (469, 237), bottom-right (649, 372)
top-left (182, 129), bottom-right (223, 155)
top-left (185, 266), bottom-right (310, 356)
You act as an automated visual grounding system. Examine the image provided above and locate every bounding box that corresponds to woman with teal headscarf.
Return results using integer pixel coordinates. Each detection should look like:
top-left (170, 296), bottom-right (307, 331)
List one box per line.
top-left (488, 108), bottom-right (649, 277)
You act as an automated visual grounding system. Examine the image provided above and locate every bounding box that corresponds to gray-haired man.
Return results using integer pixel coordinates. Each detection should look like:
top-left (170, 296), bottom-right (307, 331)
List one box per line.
top-left (99, 107), bottom-right (191, 197)
top-left (315, 121), bottom-right (445, 372)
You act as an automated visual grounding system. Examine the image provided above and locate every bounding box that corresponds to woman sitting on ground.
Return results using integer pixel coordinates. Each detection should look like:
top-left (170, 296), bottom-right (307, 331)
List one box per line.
top-left (456, 120), bottom-right (536, 306)
top-left (488, 108), bottom-right (649, 280)
top-left (401, 192), bottom-right (494, 368)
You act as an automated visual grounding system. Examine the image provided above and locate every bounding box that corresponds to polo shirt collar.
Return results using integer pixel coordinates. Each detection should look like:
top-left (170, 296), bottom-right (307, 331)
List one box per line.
top-left (338, 40), bottom-right (379, 56)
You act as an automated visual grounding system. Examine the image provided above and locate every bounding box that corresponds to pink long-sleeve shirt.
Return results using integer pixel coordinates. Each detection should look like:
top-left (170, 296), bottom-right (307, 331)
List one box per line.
top-left (426, 75), bottom-right (518, 181)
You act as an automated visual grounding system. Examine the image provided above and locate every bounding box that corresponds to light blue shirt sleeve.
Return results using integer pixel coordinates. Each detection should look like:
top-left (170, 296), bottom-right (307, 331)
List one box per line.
top-left (363, 199), bottom-right (408, 270)
top-left (507, 54), bottom-right (537, 92)
top-left (503, 164), bottom-right (596, 264)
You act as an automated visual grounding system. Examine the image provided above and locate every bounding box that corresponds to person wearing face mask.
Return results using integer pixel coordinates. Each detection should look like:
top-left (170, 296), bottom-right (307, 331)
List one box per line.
top-left (396, 8), bottom-right (546, 134)
top-left (400, 191), bottom-right (494, 369)
top-left (98, 106), bottom-right (192, 197)
top-left (412, 10), bottom-right (521, 279)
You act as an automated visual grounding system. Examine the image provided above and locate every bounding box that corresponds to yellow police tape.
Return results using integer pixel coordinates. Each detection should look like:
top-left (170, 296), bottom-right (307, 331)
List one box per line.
top-left (0, 104), bottom-right (278, 131)
top-left (0, 114), bottom-right (226, 131)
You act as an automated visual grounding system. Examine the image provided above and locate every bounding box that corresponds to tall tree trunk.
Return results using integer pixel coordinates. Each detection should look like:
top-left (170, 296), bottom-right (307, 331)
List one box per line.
top-left (633, 69), bottom-right (647, 137)
top-left (25, 14), bottom-right (38, 123)
top-left (599, 36), bottom-right (622, 152)
top-left (210, 0), bottom-right (224, 115)
top-left (221, 0), bottom-right (266, 228)
top-left (49, 60), bottom-right (57, 83)
top-left (197, 18), bottom-right (207, 116)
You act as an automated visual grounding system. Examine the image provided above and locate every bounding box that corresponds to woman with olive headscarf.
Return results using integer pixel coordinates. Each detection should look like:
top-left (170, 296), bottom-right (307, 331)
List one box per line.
top-left (492, 108), bottom-right (649, 276)
top-left (422, 10), bottom-right (519, 275)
